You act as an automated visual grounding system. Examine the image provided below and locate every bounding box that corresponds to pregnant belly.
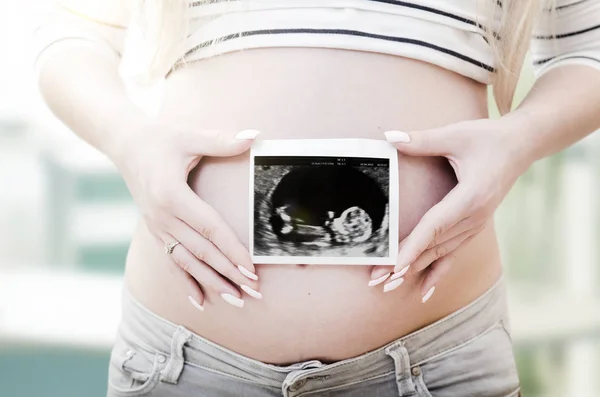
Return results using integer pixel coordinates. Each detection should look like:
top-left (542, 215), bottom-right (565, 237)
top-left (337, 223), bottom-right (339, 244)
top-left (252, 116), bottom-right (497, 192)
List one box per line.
top-left (125, 48), bottom-right (503, 364)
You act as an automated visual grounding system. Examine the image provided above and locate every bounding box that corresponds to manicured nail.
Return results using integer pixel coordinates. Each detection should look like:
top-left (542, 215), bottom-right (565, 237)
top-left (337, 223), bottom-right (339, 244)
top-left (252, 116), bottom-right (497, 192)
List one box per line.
top-left (383, 278), bottom-right (404, 293)
top-left (221, 293), bottom-right (244, 308)
top-left (422, 286), bottom-right (436, 303)
top-left (188, 296), bottom-right (204, 312)
top-left (241, 285), bottom-right (263, 299)
top-left (390, 265), bottom-right (410, 281)
top-left (368, 273), bottom-right (391, 287)
top-left (235, 129), bottom-right (261, 140)
top-left (384, 131), bottom-right (411, 143)
top-left (238, 265), bottom-right (258, 281)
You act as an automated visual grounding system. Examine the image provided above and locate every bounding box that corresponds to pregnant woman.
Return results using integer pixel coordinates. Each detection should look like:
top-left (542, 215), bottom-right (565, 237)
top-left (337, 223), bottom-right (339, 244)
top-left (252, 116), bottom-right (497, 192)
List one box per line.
top-left (35, 1), bottom-right (600, 396)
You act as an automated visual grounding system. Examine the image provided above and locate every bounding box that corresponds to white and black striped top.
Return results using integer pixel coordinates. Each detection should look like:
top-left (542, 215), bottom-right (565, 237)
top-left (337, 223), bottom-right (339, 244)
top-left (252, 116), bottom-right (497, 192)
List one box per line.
top-left (168, 0), bottom-right (600, 83)
top-left (34, 0), bottom-right (600, 115)
top-left (532, 0), bottom-right (600, 78)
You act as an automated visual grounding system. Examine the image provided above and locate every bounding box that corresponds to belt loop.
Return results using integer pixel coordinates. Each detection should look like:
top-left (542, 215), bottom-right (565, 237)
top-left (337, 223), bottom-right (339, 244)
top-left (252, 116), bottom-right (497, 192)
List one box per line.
top-left (385, 341), bottom-right (416, 396)
top-left (160, 326), bottom-right (193, 384)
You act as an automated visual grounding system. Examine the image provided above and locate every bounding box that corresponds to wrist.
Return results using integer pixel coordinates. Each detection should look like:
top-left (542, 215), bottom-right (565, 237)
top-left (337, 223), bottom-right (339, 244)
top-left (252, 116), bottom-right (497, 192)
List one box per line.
top-left (498, 110), bottom-right (544, 172)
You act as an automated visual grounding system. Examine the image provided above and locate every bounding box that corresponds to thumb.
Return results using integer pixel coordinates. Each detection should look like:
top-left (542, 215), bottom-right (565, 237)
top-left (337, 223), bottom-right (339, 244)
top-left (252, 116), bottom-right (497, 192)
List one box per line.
top-left (189, 129), bottom-right (261, 157)
top-left (384, 128), bottom-right (453, 157)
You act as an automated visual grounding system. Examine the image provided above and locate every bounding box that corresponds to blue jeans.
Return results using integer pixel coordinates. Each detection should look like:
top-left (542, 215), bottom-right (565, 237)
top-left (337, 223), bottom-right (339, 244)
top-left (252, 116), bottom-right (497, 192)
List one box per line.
top-left (107, 277), bottom-right (520, 397)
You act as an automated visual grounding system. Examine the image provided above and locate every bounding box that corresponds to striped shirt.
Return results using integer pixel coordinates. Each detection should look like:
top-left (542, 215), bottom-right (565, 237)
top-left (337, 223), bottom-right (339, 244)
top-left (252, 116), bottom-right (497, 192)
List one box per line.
top-left (157, 0), bottom-right (600, 84)
top-left (532, 0), bottom-right (600, 78)
top-left (34, 0), bottom-right (600, 114)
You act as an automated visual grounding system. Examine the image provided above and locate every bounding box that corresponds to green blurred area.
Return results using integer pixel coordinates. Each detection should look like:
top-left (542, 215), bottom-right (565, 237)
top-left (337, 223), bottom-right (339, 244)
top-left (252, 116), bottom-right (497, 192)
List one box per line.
top-left (0, 347), bottom-right (109, 397)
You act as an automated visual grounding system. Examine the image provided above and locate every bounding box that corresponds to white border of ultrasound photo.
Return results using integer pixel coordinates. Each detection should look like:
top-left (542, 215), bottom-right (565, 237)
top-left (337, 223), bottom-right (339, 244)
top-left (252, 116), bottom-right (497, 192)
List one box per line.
top-left (249, 139), bottom-right (399, 265)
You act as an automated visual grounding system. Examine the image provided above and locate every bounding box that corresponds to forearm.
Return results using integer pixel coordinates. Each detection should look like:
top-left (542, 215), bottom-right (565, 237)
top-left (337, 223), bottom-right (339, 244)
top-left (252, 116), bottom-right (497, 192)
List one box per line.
top-left (38, 46), bottom-right (146, 164)
top-left (507, 65), bottom-right (600, 165)
top-left (35, 1), bottom-right (143, 165)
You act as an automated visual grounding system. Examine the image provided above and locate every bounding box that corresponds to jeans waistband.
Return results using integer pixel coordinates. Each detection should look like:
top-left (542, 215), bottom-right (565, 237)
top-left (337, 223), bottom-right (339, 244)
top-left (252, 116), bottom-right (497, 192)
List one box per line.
top-left (118, 276), bottom-right (507, 390)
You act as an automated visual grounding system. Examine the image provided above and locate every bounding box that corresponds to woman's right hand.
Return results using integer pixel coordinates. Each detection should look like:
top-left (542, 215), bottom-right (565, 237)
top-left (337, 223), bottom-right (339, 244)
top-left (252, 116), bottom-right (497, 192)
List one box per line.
top-left (114, 119), bottom-right (262, 310)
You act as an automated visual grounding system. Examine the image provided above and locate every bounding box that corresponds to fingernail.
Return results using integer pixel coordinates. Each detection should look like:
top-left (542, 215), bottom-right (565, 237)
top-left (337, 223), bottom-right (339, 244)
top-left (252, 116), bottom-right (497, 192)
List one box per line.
top-left (235, 129), bottom-right (261, 140)
top-left (384, 131), bottom-right (411, 143)
top-left (188, 296), bottom-right (204, 312)
top-left (390, 265), bottom-right (410, 281)
top-left (383, 278), bottom-right (404, 293)
top-left (422, 286), bottom-right (436, 303)
top-left (368, 273), bottom-right (391, 287)
top-left (238, 265), bottom-right (258, 280)
top-left (221, 293), bottom-right (245, 308)
top-left (241, 285), bottom-right (263, 299)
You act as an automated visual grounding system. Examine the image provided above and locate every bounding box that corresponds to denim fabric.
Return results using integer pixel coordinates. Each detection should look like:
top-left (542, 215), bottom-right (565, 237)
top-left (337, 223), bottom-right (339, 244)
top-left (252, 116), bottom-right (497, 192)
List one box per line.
top-left (107, 278), bottom-right (520, 397)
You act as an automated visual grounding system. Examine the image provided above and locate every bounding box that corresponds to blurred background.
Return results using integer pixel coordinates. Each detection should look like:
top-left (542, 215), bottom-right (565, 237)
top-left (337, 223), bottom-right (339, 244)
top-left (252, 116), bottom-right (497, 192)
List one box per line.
top-left (1, 1), bottom-right (600, 397)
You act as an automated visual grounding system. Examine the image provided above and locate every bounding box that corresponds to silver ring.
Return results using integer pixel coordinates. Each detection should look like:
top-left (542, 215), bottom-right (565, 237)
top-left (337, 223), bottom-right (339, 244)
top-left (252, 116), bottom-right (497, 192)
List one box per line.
top-left (164, 241), bottom-right (181, 255)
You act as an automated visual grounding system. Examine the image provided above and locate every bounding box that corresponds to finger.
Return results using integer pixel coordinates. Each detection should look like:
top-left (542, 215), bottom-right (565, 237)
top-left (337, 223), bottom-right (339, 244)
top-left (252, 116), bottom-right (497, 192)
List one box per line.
top-left (156, 234), bottom-right (205, 310)
top-left (182, 129), bottom-right (260, 157)
top-left (168, 241), bottom-right (247, 308)
top-left (370, 236), bottom-right (413, 286)
top-left (182, 271), bottom-right (206, 312)
top-left (410, 227), bottom-right (476, 273)
top-left (424, 217), bottom-right (475, 249)
top-left (394, 187), bottom-right (470, 273)
top-left (368, 265), bottom-right (394, 287)
top-left (382, 228), bottom-right (471, 292)
top-left (375, 234), bottom-right (414, 284)
top-left (420, 255), bottom-right (453, 303)
top-left (169, 218), bottom-right (260, 292)
top-left (384, 126), bottom-right (456, 157)
top-left (420, 233), bottom-right (480, 303)
top-left (174, 188), bottom-right (257, 277)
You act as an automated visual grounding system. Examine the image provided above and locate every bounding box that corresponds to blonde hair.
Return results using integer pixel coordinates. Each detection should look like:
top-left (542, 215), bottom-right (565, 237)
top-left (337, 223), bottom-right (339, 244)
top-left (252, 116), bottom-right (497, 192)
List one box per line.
top-left (483, 0), bottom-right (545, 115)
top-left (128, 0), bottom-right (188, 83)
top-left (132, 0), bottom-right (550, 115)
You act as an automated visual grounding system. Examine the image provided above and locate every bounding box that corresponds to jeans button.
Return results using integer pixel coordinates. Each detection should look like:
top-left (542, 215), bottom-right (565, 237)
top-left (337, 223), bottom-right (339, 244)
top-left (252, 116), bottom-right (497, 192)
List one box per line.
top-left (157, 354), bottom-right (167, 364)
top-left (411, 366), bottom-right (421, 376)
top-left (289, 379), bottom-right (307, 391)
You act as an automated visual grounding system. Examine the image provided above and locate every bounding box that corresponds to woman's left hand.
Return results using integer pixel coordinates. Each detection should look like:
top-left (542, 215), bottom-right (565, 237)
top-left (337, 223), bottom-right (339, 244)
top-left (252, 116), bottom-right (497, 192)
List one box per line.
top-left (369, 116), bottom-right (533, 301)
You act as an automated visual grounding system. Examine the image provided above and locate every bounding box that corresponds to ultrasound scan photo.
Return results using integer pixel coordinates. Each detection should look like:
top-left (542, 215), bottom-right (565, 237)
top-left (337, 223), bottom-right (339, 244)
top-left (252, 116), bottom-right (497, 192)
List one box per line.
top-left (253, 156), bottom-right (390, 259)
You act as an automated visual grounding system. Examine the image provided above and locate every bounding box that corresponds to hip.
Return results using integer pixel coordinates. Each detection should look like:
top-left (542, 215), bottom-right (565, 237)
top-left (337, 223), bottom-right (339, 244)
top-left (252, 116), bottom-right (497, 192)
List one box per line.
top-left (108, 276), bottom-right (520, 397)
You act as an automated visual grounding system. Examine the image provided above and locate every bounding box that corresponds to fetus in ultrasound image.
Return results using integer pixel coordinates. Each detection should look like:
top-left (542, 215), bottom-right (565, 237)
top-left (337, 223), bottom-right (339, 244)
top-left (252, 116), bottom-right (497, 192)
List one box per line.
top-left (253, 156), bottom-right (390, 258)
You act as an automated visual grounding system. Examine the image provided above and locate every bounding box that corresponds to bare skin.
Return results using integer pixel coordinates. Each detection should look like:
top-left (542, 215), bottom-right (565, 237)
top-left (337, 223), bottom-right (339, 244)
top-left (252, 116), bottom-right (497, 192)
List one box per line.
top-left (125, 48), bottom-right (503, 364)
